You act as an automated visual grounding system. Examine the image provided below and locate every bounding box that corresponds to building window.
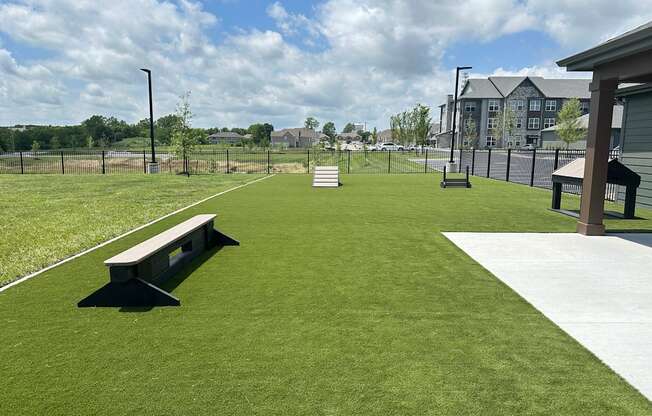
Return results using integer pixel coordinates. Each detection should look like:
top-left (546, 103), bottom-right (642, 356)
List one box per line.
top-left (488, 100), bottom-right (500, 112)
top-left (464, 102), bottom-right (476, 112)
top-left (486, 136), bottom-right (496, 147)
top-left (580, 101), bottom-right (590, 113)
top-left (545, 100), bottom-right (557, 111)
top-left (487, 118), bottom-right (497, 130)
top-left (510, 99), bottom-right (524, 111)
top-left (529, 99), bottom-right (541, 111)
top-left (516, 118), bottom-right (523, 129)
top-left (512, 135), bottom-right (522, 146)
top-left (528, 118), bottom-right (540, 130)
top-left (543, 118), bottom-right (556, 129)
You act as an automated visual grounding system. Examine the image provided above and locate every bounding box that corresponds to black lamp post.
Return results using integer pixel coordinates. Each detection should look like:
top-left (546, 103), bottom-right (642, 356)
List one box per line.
top-left (140, 68), bottom-right (156, 164)
top-left (449, 65), bottom-right (472, 164)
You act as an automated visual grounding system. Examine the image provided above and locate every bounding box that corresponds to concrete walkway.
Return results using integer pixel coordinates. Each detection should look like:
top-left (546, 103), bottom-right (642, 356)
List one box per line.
top-left (443, 232), bottom-right (652, 401)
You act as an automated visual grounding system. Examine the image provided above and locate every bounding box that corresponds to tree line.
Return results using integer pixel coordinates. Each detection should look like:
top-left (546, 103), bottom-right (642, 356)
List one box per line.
top-left (0, 113), bottom-right (274, 152)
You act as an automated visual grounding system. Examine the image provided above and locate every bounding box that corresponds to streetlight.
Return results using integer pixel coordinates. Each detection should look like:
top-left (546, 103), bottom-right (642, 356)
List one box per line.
top-left (140, 68), bottom-right (156, 167)
top-left (449, 65), bottom-right (472, 172)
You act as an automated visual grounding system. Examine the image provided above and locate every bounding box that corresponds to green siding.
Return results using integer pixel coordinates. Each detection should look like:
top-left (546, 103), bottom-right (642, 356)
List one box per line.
top-left (620, 92), bottom-right (652, 208)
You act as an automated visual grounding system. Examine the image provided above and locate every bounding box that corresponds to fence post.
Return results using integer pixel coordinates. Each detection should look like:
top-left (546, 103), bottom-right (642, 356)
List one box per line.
top-left (388, 150), bottom-right (391, 173)
top-left (61, 151), bottom-right (65, 174)
top-left (471, 148), bottom-right (475, 176)
top-left (267, 150), bottom-right (270, 174)
top-left (424, 149), bottom-right (428, 173)
top-left (20, 151), bottom-right (24, 174)
top-left (102, 150), bottom-right (105, 174)
top-left (506, 148), bottom-right (511, 182)
top-left (486, 148), bottom-right (491, 178)
top-left (458, 148), bottom-right (462, 168)
top-left (347, 150), bottom-right (351, 174)
top-left (307, 149), bottom-right (310, 173)
top-left (530, 148), bottom-right (536, 187)
top-left (553, 148), bottom-right (560, 170)
top-left (226, 149), bottom-right (230, 173)
top-left (143, 150), bottom-right (146, 174)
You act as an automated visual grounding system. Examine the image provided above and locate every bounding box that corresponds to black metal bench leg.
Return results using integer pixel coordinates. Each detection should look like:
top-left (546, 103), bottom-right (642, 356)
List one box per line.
top-left (77, 278), bottom-right (180, 307)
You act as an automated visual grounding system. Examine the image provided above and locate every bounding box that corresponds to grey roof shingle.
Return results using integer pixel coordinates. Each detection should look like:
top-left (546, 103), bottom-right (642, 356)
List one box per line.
top-left (489, 76), bottom-right (527, 96)
top-left (459, 76), bottom-right (591, 99)
top-left (529, 78), bottom-right (591, 99)
top-left (460, 79), bottom-right (502, 99)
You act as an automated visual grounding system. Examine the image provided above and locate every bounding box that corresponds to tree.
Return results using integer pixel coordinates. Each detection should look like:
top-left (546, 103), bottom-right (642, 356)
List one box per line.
top-left (82, 115), bottom-right (111, 143)
top-left (462, 118), bottom-right (478, 149)
top-left (170, 91), bottom-right (198, 174)
top-left (413, 104), bottom-right (432, 146)
top-left (322, 122), bottom-right (336, 141)
top-left (371, 127), bottom-right (378, 144)
top-left (50, 136), bottom-right (61, 150)
top-left (556, 98), bottom-right (586, 149)
top-left (156, 114), bottom-right (182, 145)
top-left (358, 130), bottom-right (371, 142)
top-left (491, 107), bottom-right (517, 147)
top-left (304, 117), bottom-right (319, 130)
top-left (86, 135), bottom-right (95, 148)
top-left (342, 123), bottom-right (356, 133)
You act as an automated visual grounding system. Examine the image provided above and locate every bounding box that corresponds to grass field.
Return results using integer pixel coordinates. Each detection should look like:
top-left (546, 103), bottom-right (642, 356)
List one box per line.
top-left (0, 174), bottom-right (262, 286)
top-left (1, 174), bottom-right (651, 415)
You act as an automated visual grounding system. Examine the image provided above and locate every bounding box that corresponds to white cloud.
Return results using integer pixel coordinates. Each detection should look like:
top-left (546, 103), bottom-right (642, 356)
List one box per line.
top-left (1, 0), bottom-right (651, 129)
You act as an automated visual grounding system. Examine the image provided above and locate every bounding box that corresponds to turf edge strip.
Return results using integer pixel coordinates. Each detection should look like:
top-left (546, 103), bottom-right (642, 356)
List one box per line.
top-left (0, 174), bottom-right (276, 293)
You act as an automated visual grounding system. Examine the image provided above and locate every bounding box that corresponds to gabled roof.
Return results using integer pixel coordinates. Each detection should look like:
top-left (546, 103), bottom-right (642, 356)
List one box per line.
top-left (460, 79), bottom-right (502, 99)
top-left (459, 76), bottom-right (590, 99)
top-left (208, 131), bottom-right (243, 139)
top-left (489, 76), bottom-right (527, 96)
top-left (529, 78), bottom-right (591, 99)
top-left (558, 21), bottom-right (652, 71)
top-left (542, 105), bottom-right (623, 132)
top-left (271, 127), bottom-right (318, 139)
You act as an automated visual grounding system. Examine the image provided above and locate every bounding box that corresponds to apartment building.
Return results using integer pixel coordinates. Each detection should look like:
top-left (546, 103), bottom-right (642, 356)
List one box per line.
top-left (442, 76), bottom-right (591, 149)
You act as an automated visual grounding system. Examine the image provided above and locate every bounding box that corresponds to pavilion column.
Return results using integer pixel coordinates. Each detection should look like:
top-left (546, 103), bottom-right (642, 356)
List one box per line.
top-left (577, 75), bottom-right (618, 236)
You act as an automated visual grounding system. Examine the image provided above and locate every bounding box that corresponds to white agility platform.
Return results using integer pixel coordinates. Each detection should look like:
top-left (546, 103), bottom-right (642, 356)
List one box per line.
top-left (313, 165), bottom-right (340, 188)
top-left (443, 232), bottom-right (652, 400)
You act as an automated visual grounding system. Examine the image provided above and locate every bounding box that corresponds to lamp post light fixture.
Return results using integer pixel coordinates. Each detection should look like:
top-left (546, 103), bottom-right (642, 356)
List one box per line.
top-left (448, 65), bottom-right (472, 173)
top-left (140, 68), bottom-right (158, 173)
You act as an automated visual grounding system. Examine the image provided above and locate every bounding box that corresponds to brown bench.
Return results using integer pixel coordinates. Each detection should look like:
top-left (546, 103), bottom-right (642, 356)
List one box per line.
top-left (78, 214), bottom-right (238, 307)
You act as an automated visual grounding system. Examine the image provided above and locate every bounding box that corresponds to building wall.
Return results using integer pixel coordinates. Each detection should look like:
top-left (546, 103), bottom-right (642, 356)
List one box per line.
top-left (618, 91), bottom-right (652, 209)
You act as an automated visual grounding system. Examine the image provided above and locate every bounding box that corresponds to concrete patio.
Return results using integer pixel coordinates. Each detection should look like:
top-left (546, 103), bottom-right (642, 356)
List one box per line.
top-left (444, 232), bottom-right (652, 401)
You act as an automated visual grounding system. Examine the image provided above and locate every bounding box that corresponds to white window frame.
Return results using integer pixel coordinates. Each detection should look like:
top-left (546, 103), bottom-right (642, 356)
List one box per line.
top-left (529, 99), bottom-right (541, 111)
top-left (488, 100), bottom-right (500, 112)
top-left (545, 100), bottom-right (556, 111)
top-left (516, 118), bottom-right (523, 129)
top-left (543, 118), bottom-right (556, 129)
top-left (486, 136), bottom-right (496, 147)
top-left (510, 99), bottom-right (524, 111)
top-left (487, 118), bottom-right (497, 130)
top-left (464, 102), bottom-right (476, 112)
top-left (528, 117), bottom-right (540, 130)
top-left (512, 135), bottom-right (522, 147)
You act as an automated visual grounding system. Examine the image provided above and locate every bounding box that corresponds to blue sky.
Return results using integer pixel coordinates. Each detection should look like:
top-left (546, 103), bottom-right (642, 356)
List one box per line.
top-left (1, 0), bottom-right (651, 129)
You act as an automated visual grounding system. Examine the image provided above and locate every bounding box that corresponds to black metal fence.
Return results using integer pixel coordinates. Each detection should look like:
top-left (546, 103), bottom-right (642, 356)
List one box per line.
top-left (457, 148), bottom-right (621, 201)
top-left (0, 148), bottom-right (451, 175)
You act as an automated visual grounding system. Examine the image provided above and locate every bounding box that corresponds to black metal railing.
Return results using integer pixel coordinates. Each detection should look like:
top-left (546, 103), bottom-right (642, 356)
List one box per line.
top-left (457, 148), bottom-right (621, 201)
top-left (0, 148), bottom-right (451, 175)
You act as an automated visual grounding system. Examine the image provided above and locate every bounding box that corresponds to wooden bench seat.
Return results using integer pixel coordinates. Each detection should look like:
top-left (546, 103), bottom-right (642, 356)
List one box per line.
top-left (78, 214), bottom-right (239, 308)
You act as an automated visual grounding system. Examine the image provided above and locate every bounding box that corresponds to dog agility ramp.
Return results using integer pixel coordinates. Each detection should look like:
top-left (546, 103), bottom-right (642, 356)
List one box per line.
top-left (312, 166), bottom-right (340, 188)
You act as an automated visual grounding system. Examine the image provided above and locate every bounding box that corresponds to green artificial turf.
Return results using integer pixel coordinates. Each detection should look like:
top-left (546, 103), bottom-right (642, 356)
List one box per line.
top-left (1, 174), bottom-right (651, 415)
top-left (0, 174), bottom-right (262, 286)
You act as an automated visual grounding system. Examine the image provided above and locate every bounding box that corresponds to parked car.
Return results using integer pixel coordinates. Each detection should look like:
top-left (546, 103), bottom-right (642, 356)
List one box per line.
top-left (521, 144), bottom-right (536, 151)
top-left (379, 142), bottom-right (404, 151)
